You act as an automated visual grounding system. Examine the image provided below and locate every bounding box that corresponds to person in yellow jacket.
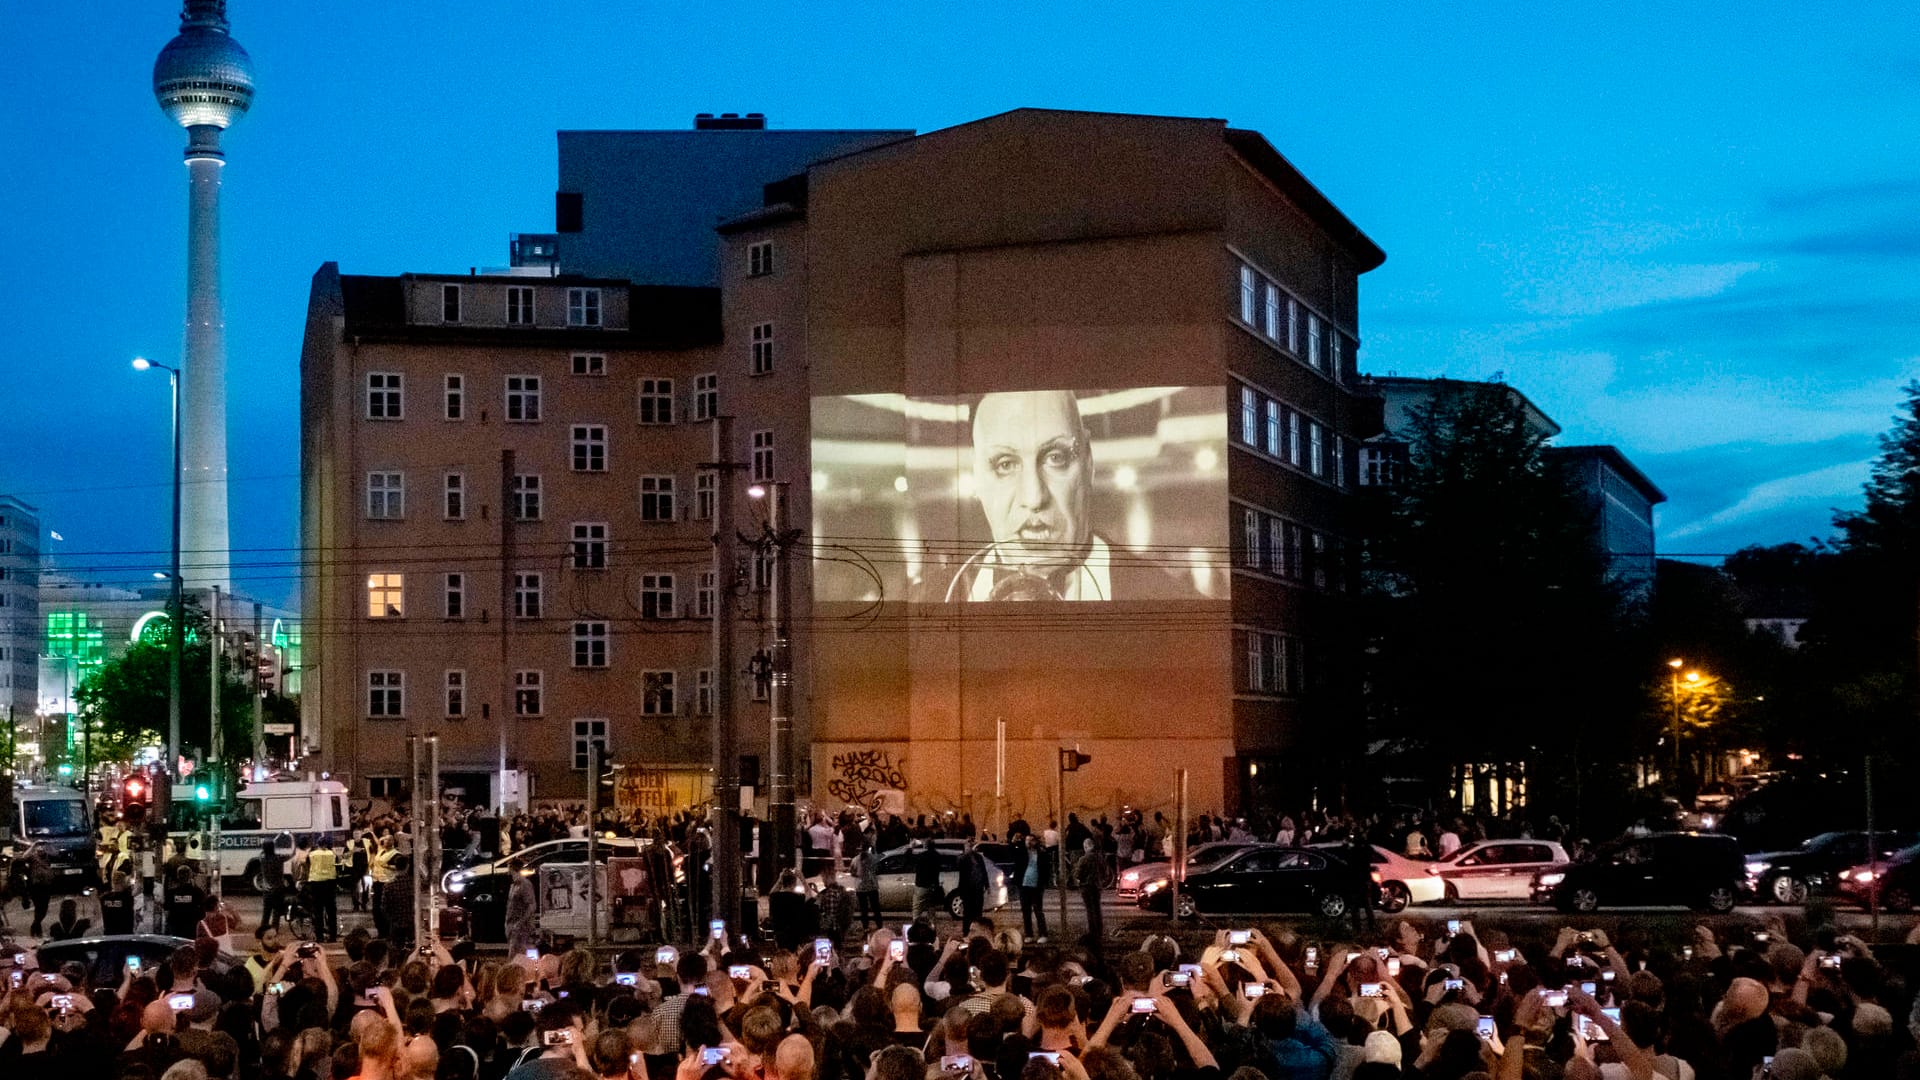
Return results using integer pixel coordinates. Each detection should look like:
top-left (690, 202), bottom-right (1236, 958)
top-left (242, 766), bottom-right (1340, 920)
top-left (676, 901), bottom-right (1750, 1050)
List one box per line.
top-left (304, 835), bottom-right (340, 942)
top-left (369, 834), bottom-right (399, 938)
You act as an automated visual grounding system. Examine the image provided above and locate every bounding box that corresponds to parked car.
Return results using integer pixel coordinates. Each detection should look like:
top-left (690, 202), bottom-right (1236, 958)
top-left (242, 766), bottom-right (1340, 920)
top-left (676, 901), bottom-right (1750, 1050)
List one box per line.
top-left (1532, 833), bottom-right (1744, 913)
top-left (1836, 841), bottom-right (1920, 912)
top-left (1117, 841), bottom-right (1257, 901)
top-left (1307, 842), bottom-right (1446, 912)
top-left (1744, 830), bottom-right (1917, 905)
top-left (443, 836), bottom-right (652, 941)
top-left (1138, 845), bottom-right (1359, 919)
top-left (806, 841), bottom-right (1009, 919)
top-left (33, 934), bottom-right (235, 987)
top-left (1426, 839), bottom-right (1570, 902)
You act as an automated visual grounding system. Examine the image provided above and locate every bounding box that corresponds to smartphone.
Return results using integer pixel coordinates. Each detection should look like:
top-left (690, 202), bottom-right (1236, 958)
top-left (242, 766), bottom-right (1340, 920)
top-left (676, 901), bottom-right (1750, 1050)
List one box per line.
top-left (1229, 930), bottom-right (1251, 946)
top-left (1444, 977), bottom-right (1465, 992)
top-left (710, 919), bottom-right (726, 941)
top-left (1498, 971), bottom-right (1508, 985)
top-left (1304, 947), bottom-right (1319, 964)
top-left (268, 981), bottom-right (289, 995)
top-left (1820, 954), bottom-right (1842, 969)
top-left (615, 973), bottom-right (638, 987)
top-left (701, 1048), bottom-right (730, 1066)
top-left (7, 970), bottom-right (20, 989)
top-left (1243, 984), bottom-right (1267, 1000)
top-left (1130, 997), bottom-right (1156, 1014)
top-left (1493, 948), bottom-right (1516, 963)
top-left (51, 993), bottom-right (72, 1011)
top-left (1580, 981), bottom-right (1596, 996)
top-left (1178, 963), bottom-right (1203, 981)
top-left (1359, 982), bottom-right (1384, 998)
top-left (167, 992), bottom-right (195, 1011)
top-left (889, 940), bottom-right (906, 962)
top-left (525, 947), bottom-right (539, 961)
top-left (12, 952), bottom-right (24, 967)
top-left (969, 966), bottom-right (982, 991)
top-left (521, 998), bottom-right (545, 1012)
top-left (544, 1029), bottom-right (575, 1047)
top-left (729, 965), bottom-right (752, 980)
top-left (1168, 972), bottom-right (1191, 987)
top-left (1029, 1052), bottom-right (1061, 1066)
top-left (1446, 920), bottom-right (1461, 935)
top-left (1476, 1015), bottom-right (1497, 1042)
top-left (814, 939), bottom-right (833, 965)
top-left (128, 956), bottom-right (142, 972)
top-left (297, 943), bottom-right (319, 958)
top-left (1754, 932), bottom-right (1770, 943)
top-left (1682, 946), bottom-right (1694, 960)
top-left (941, 1056), bottom-right (974, 1074)
top-left (1542, 989), bottom-right (1569, 1008)
top-left (1220, 949), bottom-right (1240, 964)
top-left (1601, 970), bottom-right (1616, 982)
top-left (1387, 958), bottom-right (1401, 977)
top-left (1375, 946), bottom-right (1390, 960)
top-left (1577, 1014), bottom-right (1609, 1042)
top-left (656, 946), bottom-right (677, 965)
top-left (692, 985), bottom-right (710, 996)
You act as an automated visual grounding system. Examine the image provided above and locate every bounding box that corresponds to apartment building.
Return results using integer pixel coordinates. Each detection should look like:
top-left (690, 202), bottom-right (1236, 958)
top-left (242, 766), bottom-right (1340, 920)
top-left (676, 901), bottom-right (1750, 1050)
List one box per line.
top-left (0, 496), bottom-right (39, 728)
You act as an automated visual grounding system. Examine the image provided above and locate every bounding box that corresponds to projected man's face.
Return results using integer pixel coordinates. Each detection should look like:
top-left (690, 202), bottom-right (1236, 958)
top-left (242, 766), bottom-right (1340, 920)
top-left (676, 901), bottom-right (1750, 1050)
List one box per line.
top-left (970, 391), bottom-right (1091, 571)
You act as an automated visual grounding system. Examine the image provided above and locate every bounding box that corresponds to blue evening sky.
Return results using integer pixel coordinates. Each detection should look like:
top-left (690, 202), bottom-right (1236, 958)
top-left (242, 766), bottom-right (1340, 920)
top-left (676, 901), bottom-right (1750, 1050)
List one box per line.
top-left (2, 2), bottom-right (1915, 607)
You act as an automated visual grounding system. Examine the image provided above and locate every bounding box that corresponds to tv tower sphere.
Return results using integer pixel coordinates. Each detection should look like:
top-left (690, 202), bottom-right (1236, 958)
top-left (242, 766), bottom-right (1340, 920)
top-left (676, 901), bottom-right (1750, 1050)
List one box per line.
top-left (153, 0), bottom-right (254, 131)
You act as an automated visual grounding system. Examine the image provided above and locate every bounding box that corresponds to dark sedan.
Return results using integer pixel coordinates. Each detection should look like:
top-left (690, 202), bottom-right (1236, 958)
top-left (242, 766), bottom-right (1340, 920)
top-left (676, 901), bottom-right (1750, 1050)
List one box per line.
top-left (1137, 845), bottom-right (1358, 919)
top-left (1744, 830), bottom-right (1916, 905)
top-left (33, 934), bottom-right (235, 986)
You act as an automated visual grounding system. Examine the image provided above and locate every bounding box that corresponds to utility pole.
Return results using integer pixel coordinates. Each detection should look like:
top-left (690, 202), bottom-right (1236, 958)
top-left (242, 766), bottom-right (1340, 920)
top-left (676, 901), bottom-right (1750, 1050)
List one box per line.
top-left (705, 417), bottom-right (742, 935)
top-left (768, 480), bottom-right (797, 879)
top-left (1171, 769), bottom-right (1188, 925)
top-left (409, 734), bottom-right (426, 945)
top-left (1056, 755), bottom-right (1068, 934)
top-left (427, 732), bottom-right (440, 947)
top-left (208, 584), bottom-right (222, 898)
top-left (252, 601), bottom-right (264, 764)
top-left (587, 740), bottom-right (600, 949)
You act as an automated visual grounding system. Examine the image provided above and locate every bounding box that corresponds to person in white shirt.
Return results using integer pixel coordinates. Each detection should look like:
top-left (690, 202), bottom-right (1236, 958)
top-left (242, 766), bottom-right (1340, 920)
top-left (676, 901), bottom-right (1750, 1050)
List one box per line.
top-left (1437, 826), bottom-right (1462, 857)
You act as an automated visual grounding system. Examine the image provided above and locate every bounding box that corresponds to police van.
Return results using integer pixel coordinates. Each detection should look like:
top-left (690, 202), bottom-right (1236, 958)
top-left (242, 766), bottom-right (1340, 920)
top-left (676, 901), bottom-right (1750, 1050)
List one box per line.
top-left (170, 777), bottom-right (351, 889)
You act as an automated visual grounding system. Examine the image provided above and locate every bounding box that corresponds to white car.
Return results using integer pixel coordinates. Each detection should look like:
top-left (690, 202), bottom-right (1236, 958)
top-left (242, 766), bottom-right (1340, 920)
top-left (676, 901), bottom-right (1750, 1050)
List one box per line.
top-left (808, 841), bottom-right (1008, 919)
top-left (1425, 839), bottom-right (1570, 902)
top-left (1308, 842), bottom-right (1446, 911)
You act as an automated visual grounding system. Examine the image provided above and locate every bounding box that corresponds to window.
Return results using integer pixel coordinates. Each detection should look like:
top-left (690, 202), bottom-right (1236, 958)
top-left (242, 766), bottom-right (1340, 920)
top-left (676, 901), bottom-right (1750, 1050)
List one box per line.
top-left (1243, 510), bottom-right (1261, 570)
top-left (1331, 334), bottom-right (1344, 374)
top-left (1360, 446), bottom-right (1396, 487)
top-left (1334, 435), bottom-right (1346, 488)
top-left (571, 425), bottom-right (607, 472)
top-left (572, 719), bottom-right (608, 769)
top-left (513, 572), bottom-right (543, 618)
top-left (694, 373), bottom-right (718, 421)
top-left (443, 374), bottom-right (464, 420)
top-left (443, 473), bottom-right (465, 520)
top-left (694, 570), bottom-right (715, 618)
top-left (642, 671), bottom-right (676, 715)
top-left (443, 573), bottom-right (465, 618)
top-left (750, 430), bottom-right (775, 482)
top-left (1287, 298), bottom-right (1299, 354)
top-left (513, 670), bottom-right (543, 716)
top-left (1238, 264), bottom-right (1257, 324)
top-left (1269, 518), bottom-right (1286, 577)
top-left (1309, 421), bottom-right (1325, 476)
top-left (747, 241), bottom-right (774, 277)
top-left (368, 776), bottom-right (403, 798)
top-left (754, 548), bottom-right (774, 592)
top-left (1307, 312), bottom-right (1323, 370)
top-left (366, 373), bottom-right (403, 420)
top-left (1262, 282), bottom-right (1281, 340)
top-left (445, 670), bottom-right (465, 717)
top-left (639, 476), bottom-right (675, 522)
top-left (1274, 635), bottom-right (1293, 693)
top-left (1264, 400), bottom-right (1281, 457)
top-left (696, 669), bottom-right (713, 716)
top-left (367, 472), bottom-right (404, 519)
top-left (573, 621), bottom-right (609, 668)
top-left (511, 474), bottom-right (541, 521)
top-left (1287, 412), bottom-right (1302, 466)
top-left (367, 573), bottom-right (404, 618)
top-left (441, 284), bottom-right (461, 323)
top-left (571, 523), bottom-right (608, 569)
top-left (505, 375), bottom-right (542, 422)
top-left (638, 378), bottom-right (674, 424)
top-left (367, 670), bottom-right (403, 717)
top-left (1239, 386), bottom-right (1257, 446)
top-left (750, 322), bottom-right (774, 375)
top-left (1312, 533), bottom-right (1328, 589)
top-left (751, 652), bottom-right (770, 701)
top-left (567, 287), bottom-right (601, 327)
top-left (1247, 632), bottom-right (1266, 691)
top-left (572, 353), bottom-right (606, 377)
top-left (506, 286), bottom-right (535, 325)
top-left (641, 573), bottom-right (676, 619)
top-left (1288, 525), bottom-right (1304, 581)
top-left (694, 472), bottom-right (715, 521)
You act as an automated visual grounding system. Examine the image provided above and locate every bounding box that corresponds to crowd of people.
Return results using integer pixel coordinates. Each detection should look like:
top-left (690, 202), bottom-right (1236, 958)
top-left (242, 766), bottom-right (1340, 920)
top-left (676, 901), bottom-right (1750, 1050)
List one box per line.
top-left (3, 872), bottom-right (1918, 1080)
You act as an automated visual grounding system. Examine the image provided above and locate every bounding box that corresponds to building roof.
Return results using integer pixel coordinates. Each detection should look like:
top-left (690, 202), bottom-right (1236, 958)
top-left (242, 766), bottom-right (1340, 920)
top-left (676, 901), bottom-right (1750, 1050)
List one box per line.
top-left (334, 273), bottom-right (720, 349)
top-left (1547, 444), bottom-right (1668, 504)
top-left (1364, 375), bottom-right (1564, 439)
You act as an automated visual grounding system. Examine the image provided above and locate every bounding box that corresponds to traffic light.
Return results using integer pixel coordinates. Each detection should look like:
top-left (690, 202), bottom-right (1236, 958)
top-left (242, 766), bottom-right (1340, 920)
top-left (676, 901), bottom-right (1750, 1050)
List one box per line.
top-left (194, 783), bottom-right (211, 803)
top-left (122, 775), bottom-right (149, 806)
top-left (1059, 748), bottom-right (1092, 772)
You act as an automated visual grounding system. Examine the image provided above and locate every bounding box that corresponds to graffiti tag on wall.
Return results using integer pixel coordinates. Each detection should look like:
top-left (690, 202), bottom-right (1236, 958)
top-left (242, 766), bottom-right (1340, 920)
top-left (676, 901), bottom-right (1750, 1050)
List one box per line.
top-left (827, 749), bottom-right (906, 809)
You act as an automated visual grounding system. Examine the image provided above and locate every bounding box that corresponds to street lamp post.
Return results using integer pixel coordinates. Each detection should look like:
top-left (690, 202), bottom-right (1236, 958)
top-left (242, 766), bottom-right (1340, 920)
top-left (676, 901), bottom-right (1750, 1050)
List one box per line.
top-left (135, 357), bottom-right (183, 827)
top-left (1667, 658), bottom-right (1683, 786)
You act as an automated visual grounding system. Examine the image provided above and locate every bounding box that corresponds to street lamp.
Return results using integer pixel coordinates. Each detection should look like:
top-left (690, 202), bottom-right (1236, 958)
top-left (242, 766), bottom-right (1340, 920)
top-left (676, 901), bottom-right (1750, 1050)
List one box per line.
top-left (1667, 658), bottom-right (1685, 787)
top-left (135, 357), bottom-right (183, 823)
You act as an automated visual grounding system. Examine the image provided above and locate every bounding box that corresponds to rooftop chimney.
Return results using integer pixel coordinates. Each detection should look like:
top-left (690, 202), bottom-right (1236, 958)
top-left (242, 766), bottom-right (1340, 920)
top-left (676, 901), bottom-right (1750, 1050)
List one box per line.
top-left (694, 112), bottom-right (767, 131)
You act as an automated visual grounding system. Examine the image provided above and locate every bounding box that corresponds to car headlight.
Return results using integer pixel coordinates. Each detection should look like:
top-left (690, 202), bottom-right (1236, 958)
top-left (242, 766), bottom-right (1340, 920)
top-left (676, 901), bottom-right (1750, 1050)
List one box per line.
top-left (446, 879), bottom-right (466, 894)
top-left (1854, 870), bottom-right (1877, 883)
top-left (1143, 880), bottom-right (1165, 893)
top-left (1745, 861), bottom-right (1770, 876)
top-left (1537, 872), bottom-right (1565, 887)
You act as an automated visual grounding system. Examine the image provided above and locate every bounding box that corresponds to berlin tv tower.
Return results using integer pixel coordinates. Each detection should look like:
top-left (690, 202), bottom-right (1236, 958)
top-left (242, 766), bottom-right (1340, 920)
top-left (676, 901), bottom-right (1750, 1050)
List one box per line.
top-left (153, 0), bottom-right (253, 590)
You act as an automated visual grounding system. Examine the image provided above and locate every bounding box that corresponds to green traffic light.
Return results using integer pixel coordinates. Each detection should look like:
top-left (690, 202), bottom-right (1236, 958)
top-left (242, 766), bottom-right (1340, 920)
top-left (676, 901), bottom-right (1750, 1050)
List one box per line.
top-left (195, 784), bottom-right (211, 801)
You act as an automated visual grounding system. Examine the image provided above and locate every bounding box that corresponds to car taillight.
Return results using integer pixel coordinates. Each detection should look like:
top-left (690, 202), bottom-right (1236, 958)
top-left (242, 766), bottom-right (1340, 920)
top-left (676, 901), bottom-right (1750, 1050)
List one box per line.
top-left (1370, 871), bottom-right (1382, 884)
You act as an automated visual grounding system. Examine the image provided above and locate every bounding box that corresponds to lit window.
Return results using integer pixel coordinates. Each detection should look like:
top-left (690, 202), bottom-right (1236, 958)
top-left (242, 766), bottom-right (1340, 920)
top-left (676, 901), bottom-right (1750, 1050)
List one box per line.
top-left (567, 287), bottom-right (601, 327)
top-left (366, 373), bottom-right (403, 420)
top-left (443, 473), bottom-right (464, 520)
top-left (638, 378), bottom-right (675, 425)
top-left (639, 476), bottom-right (675, 522)
top-left (1239, 386), bottom-right (1258, 446)
top-left (571, 523), bottom-right (608, 569)
top-left (694, 472), bottom-right (715, 521)
top-left (513, 572), bottom-right (543, 618)
top-left (441, 284), bottom-right (461, 324)
top-left (513, 669), bottom-right (543, 715)
top-left (366, 573), bottom-right (404, 618)
top-left (571, 353), bottom-right (606, 377)
top-left (641, 573), bottom-right (676, 619)
top-left (506, 286), bottom-right (535, 325)
top-left (642, 671), bottom-right (676, 715)
top-left (572, 718), bottom-right (608, 768)
top-left (572, 621), bottom-right (609, 668)
top-left (694, 373), bottom-right (718, 421)
top-left (367, 472), bottom-right (403, 519)
top-left (511, 474), bottom-right (541, 521)
top-left (505, 375), bottom-right (542, 422)
top-left (750, 322), bottom-right (774, 375)
top-left (444, 374), bottom-right (464, 420)
top-left (445, 670), bottom-right (465, 717)
top-left (443, 573), bottom-right (465, 618)
top-left (571, 425), bottom-right (607, 472)
top-left (367, 670), bottom-right (404, 717)
top-left (748, 241), bottom-right (774, 277)
top-left (751, 430), bottom-right (775, 483)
